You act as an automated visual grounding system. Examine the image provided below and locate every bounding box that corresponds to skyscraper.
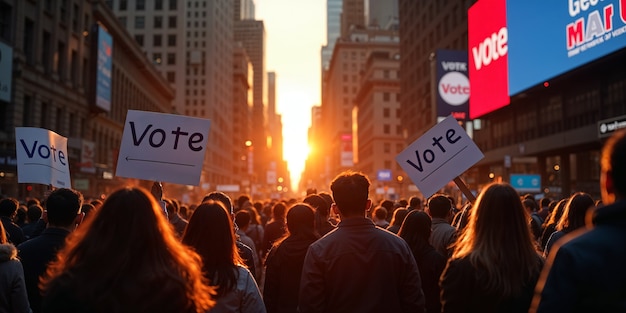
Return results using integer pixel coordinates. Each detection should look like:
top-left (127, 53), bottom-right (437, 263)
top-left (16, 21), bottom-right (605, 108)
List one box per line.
top-left (321, 0), bottom-right (342, 70)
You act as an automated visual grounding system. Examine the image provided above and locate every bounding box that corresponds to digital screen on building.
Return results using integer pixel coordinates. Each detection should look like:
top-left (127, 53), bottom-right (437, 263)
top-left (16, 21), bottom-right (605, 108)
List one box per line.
top-left (468, 0), bottom-right (510, 119)
top-left (507, 0), bottom-right (626, 95)
top-left (436, 50), bottom-right (470, 121)
top-left (96, 25), bottom-right (113, 112)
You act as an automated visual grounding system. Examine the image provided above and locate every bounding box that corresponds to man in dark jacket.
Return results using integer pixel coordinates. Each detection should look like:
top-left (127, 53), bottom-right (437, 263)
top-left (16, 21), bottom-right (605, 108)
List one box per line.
top-left (298, 171), bottom-right (425, 313)
top-left (18, 188), bottom-right (83, 313)
top-left (531, 129), bottom-right (626, 312)
top-left (0, 198), bottom-right (26, 245)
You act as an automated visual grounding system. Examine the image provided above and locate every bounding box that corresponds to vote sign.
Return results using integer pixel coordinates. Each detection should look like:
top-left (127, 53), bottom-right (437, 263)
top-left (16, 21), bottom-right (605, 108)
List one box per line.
top-left (116, 110), bottom-right (211, 185)
top-left (396, 115), bottom-right (484, 198)
top-left (15, 127), bottom-right (72, 188)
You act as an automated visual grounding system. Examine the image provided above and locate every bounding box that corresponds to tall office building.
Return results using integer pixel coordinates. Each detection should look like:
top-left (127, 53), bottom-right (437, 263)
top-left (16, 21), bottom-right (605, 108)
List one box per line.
top-left (234, 0), bottom-right (255, 21)
top-left (111, 0), bottom-right (236, 186)
top-left (234, 19), bottom-right (266, 188)
top-left (340, 0), bottom-right (365, 38)
top-left (233, 43), bottom-right (253, 186)
top-left (321, 0), bottom-right (342, 70)
top-left (365, 0), bottom-right (398, 30)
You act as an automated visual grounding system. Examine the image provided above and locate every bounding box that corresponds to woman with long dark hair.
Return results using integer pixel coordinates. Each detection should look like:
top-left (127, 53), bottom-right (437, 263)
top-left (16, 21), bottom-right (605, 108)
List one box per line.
top-left (440, 183), bottom-right (544, 312)
top-left (264, 203), bottom-right (319, 313)
top-left (182, 200), bottom-right (265, 313)
top-left (40, 187), bottom-right (215, 313)
top-left (543, 192), bottom-right (595, 256)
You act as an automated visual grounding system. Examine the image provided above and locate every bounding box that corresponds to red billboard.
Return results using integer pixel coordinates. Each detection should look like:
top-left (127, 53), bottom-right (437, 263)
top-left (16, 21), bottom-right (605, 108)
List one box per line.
top-left (468, 0), bottom-right (510, 119)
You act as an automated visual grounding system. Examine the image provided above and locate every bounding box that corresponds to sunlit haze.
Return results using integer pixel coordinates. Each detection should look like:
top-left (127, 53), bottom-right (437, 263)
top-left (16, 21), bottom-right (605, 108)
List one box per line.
top-left (256, 0), bottom-right (326, 193)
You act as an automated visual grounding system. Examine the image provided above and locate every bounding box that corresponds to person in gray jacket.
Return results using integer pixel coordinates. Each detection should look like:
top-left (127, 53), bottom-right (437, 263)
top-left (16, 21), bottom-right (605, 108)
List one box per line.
top-left (298, 171), bottom-right (425, 313)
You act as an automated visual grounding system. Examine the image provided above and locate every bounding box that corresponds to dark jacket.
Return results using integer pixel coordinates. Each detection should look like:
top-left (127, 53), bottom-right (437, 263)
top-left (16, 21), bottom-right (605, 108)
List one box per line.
top-left (298, 217), bottom-right (425, 313)
top-left (532, 200), bottom-right (626, 313)
top-left (411, 244), bottom-right (446, 313)
top-left (440, 255), bottom-right (543, 313)
top-left (263, 235), bottom-right (317, 313)
top-left (17, 228), bottom-right (71, 313)
top-left (1, 216), bottom-right (26, 245)
top-left (0, 243), bottom-right (31, 313)
top-left (262, 220), bottom-right (286, 256)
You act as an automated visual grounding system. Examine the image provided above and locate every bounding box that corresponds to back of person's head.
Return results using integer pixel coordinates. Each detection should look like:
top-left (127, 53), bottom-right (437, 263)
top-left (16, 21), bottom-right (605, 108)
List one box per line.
top-left (427, 194), bottom-right (452, 218)
top-left (330, 171), bottom-right (370, 216)
top-left (546, 198), bottom-right (567, 225)
top-left (306, 188), bottom-right (317, 195)
top-left (557, 192), bottom-right (595, 231)
top-left (540, 197), bottom-right (552, 208)
top-left (285, 203), bottom-right (316, 238)
top-left (26, 198), bottom-right (41, 208)
top-left (398, 210), bottom-right (432, 245)
top-left (452, 182), bottom-right (539, 297)
top-left (317, 192), bottom-right (334, 208)
top-left (303, 194), bottom-right (330, 217)
top-left (41, 186), bottom-right (215, 312)
top-left (80, 203), bottom-right (96, 220)
top-left (182, 200), bottom-right (242, 295)
top-left (45, 188), bottom-right (83, 228)
top-left (0, 197), bottom-right (18, 217)
top-left (27, 204), bottom-right (44, 222)
top-left (236, 194), bottom-right (251, 210)
top-left (234, 210), bottom-right (251, 229)
top-left (379, 199), bottom-right (394, 211)
top-left (203, 191), bottom-right (234, 214)
top-left (601, 129), bottom-right (626, 200)
top-left (373, 206), bottom-right (388, 221)
top-left (522, 198), bottom-right (538, 213)
top-left (397, 199), bottom-right (408, 208)
top-left (390, 208), bottom-right (409, 226)
top-left (408, 196), bottom-right (422, 210)
top-left (271, 202), bottom-right (287, 220)
top-left (15, 205), bottom-right (27, 224)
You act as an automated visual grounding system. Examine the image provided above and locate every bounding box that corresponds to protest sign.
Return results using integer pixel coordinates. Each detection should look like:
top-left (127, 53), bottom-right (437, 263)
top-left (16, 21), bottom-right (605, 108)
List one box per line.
top-left (396, 115), bottom-right (484, 199)
top-left (16, 127), bottom-right (71, 188)
top-left (116, 110), bottom-right (211, 185)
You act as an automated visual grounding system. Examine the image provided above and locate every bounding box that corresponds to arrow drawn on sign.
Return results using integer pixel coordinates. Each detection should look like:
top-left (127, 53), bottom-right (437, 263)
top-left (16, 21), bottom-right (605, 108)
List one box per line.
top-left (24, 163), bottom-right (68, 173)
top-left (124, 156), bottom-right (195, 167)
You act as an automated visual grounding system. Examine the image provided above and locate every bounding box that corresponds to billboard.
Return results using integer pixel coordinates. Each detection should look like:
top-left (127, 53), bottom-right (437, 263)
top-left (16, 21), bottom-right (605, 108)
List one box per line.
top-left (95, 25), bottom-right (113, 112)
top-left (510, 174), bottom-right (541, 193)
top-left (436, 50), bottom-right (470, 120)
top-left (340, 133), bottom-right (353, 167)
top-left (468, 0), bottom-right (510, 119)
top-left (507, 0), bottom-right (626, 95)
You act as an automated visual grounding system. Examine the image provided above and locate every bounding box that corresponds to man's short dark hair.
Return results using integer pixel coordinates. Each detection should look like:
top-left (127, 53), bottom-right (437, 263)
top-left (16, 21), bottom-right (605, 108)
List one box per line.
top-left (27, 204), bottom-right (43, 222)
top-left (602, 129), bottom-right (626, 197)
top-left (409, 196), bottom-right (422, 210)
top-left (45, 188), bottom-right (83, 227)
top-left (0, 198), bottom-right (19, 217)
top-left (540, 197), bottom-right (552, 208)
top-left (234, 210), bottom-right (251, 229)
top-left (427, 194), bottom-right (452, 218)
top-left (303, 194), bottom-right (331, 217)
top-left (330, 171), bottom-right (370, 216)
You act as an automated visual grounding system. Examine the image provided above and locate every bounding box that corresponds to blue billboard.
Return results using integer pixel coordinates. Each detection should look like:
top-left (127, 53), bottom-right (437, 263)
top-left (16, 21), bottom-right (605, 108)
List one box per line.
top-left (507, 0), bottom-right (626, 95)
top-left (96, 26), bottom-right (113, 112)
top-left (510, 174), bottom-right (541, 193)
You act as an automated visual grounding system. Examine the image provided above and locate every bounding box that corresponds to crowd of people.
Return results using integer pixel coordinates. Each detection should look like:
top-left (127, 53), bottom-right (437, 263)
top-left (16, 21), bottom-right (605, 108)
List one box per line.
top-left (0, 129), bottom-right (625, 313)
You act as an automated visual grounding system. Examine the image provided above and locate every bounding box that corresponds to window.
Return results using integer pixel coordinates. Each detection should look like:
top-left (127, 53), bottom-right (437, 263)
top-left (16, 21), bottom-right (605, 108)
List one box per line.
top-left (155, 0), bottom-right (163, 10)
top-left (383, 124), bottom-right (390, 134)
top-left (24, 18), bottom-right (35, 64)
top-left (169, 0), bottom-right (177, 10)
top-left (153, 34), bottom-right (162, 46)
top-left (135, 16), bottom-right (145, 29)
top-left (72, 4), bottom-right (79, 32)
top-left (134, 34), bottom-right (144, 46)
top-left (0, 3), bottom-right (11, 41)
top-left (118, 16), bottom-right (127, 27)
top-left (154, 16), bottom-right (162, 28)
top-left (70, 50), bottom-right (79, 86)
top-left (119, 0), bottom-right (127, 10)
top-left (383, 107), bottom-right (390, 118)
top-left (383, 92), bottom-right (390, 101)
top-left (153, 53), bottom-right (162, 64)
top-left (56, 41), bottom-right (67, 79)
top-left (166, 71), bottom-right (175, 83)
top-left (384, 143), bottom-right (390, 153)
top-left (168, 16), bottom-right (176, 28)
top-left (136, 0), bottom-right (145, 10)
top-left (167, 34), bottom-right (176, 46)
top-left (167, 53), bottom-right (175, 65)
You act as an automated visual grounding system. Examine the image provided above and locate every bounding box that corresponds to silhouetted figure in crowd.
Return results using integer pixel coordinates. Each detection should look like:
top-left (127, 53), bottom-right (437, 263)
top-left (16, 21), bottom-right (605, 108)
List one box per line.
top-left (0, 222), bottom-right (30, 312)
top-left (387, 208), bottom-right (409, 234)
top-left (18, 188), bottom-right (83, 313)
top-left (537, 197), bottom-right (552, 221)
top-left (398, 211), bottom-right (445, 313)
top-left (264, 203), bottom-right (319, 313)
top-left (303, 193), bottom-right (334, 237)
top-left (440, 183), bottom-right (544, 313)
top-left (40, 187), bottom-right (215, 312)
top-left (531, 130), bottom-right (626, 312)
top-left (203, 191), bottom-right (257, 278)
top-left (407, 196), bottom-right (423, 211)
top-left (539, 199), bottom-right (567, 252)
top-left (524, 197), bottom-right (544, 243)
top-left (426, 194), bottom-right (457, 258)
top-left (165, 198), bottom-right (188, 237)
top-left (262, 202), bottom-right (287, 257)
top-left (182, 201), bottom-right (265, 313)
top-left (0, 198), bottom-right (26, 245)
top-left (543, 192), bottom-right (595, 256)
top-left (22, 204), bottom-right (43, 239)
top-left (372, 206), bottom-right (390, 228)
top-left (298, 171), bottom-right (425, 313)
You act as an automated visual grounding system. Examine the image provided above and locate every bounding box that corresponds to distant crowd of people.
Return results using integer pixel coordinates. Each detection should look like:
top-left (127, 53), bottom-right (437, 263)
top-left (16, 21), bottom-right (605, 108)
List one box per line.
top-left (1, 129), bottom-right (625, 313)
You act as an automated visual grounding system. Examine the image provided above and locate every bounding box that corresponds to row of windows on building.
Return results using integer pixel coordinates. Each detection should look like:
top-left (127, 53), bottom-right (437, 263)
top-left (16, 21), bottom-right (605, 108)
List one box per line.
top-left (109, 0), bottom-right (178, 11)
top-left (118, 15), bottom-right (177, 29)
